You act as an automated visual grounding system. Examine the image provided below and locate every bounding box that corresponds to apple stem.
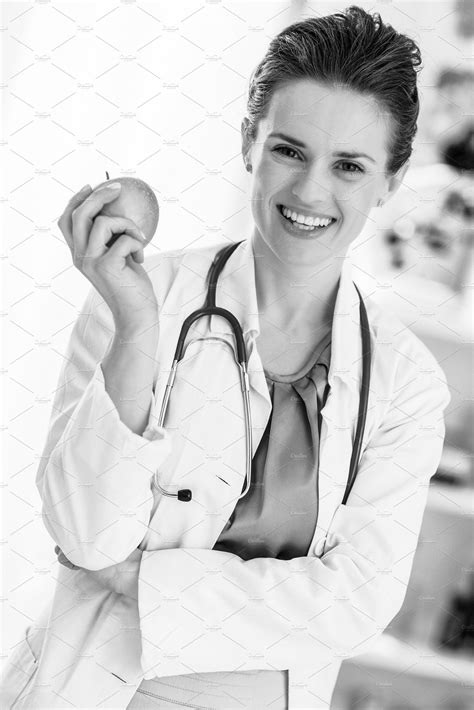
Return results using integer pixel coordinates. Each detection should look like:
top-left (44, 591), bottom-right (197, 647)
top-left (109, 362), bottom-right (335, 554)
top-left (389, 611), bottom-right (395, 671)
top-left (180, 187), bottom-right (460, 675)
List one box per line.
top-left (105, 171), bottom-right (110, 180)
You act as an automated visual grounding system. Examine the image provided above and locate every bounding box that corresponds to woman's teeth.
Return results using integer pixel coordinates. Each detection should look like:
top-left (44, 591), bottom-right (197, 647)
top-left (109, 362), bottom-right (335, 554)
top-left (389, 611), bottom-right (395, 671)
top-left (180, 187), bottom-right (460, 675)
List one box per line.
top-left (279, 205), bottom-right (334, 230)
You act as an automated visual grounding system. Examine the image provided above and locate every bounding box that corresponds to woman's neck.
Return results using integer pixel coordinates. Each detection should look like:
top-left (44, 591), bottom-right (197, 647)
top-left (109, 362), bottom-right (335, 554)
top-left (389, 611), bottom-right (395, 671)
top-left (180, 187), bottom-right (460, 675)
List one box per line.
top-left (250, 233), bottom-right (342, 334)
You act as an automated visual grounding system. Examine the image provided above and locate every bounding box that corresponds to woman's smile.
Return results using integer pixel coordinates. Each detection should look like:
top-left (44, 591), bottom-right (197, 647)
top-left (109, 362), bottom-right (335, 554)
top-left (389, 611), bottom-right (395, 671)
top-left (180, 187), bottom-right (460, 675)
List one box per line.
top-left (276, 203), bottom-right (337, 239)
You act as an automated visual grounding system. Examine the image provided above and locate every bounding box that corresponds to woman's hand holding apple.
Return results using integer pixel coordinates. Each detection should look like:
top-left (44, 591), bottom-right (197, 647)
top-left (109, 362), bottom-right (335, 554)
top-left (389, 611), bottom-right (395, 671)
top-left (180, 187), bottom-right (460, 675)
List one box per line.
top-left (57, 181), bottom-right (159, 333)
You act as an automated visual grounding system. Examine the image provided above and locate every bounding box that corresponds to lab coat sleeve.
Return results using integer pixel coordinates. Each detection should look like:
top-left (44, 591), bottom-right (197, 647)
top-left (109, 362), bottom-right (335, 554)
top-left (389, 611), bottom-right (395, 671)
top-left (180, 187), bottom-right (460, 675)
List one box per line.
top-left (137, 349), bottom-right (450, 678)
top-left (36, 285), bottom-right (172, 571)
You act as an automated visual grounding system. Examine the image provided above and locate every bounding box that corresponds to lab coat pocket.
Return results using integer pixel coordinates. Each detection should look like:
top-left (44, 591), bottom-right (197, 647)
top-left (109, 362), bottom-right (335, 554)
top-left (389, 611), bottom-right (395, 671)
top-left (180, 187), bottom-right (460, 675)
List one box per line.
top-left (1, 626), bottom-right (39, 709)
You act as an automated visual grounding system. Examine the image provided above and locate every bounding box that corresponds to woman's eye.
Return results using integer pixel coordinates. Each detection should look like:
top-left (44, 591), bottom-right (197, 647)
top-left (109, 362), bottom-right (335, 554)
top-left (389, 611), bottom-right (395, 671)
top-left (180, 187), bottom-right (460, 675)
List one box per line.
top-left (337, 161), bottom-right (364, 174)
top-left (273, 145), bottom-right (301, 160)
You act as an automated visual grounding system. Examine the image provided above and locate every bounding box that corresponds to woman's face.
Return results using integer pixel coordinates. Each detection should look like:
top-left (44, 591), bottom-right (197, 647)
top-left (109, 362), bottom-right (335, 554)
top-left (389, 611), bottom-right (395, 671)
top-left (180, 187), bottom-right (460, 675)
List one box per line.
top-left (242, 79), bottom-right (407, 266)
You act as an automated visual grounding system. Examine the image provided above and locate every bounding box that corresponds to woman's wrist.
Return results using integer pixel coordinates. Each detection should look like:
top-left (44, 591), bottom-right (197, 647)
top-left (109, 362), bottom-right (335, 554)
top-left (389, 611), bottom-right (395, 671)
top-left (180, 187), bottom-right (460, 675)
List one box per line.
top-left (101, 325), bottom-right (160, 436)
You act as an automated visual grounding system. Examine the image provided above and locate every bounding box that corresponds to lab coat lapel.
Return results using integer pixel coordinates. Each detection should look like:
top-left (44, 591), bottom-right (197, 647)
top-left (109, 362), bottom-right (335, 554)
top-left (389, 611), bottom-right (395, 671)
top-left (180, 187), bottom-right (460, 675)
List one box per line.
top-left (314, 257), bottom-right (366, 547)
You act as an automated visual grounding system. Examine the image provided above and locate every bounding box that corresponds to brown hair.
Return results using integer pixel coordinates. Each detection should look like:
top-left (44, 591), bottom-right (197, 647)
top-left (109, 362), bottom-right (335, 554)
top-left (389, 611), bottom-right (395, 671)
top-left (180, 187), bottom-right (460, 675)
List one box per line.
top-left (246, 5), bottom-right (422, 174)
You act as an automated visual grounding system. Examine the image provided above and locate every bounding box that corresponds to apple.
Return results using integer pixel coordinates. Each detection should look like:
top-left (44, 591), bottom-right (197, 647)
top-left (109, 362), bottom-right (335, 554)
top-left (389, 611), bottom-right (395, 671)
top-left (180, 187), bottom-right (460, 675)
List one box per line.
top-left (92, 176), bottom-right (159, 249)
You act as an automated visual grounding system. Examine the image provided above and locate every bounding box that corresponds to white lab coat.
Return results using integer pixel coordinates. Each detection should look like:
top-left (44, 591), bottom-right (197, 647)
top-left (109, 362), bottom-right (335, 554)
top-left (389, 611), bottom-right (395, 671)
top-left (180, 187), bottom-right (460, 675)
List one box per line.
top-left (1, 238), bottom-right (450, 710)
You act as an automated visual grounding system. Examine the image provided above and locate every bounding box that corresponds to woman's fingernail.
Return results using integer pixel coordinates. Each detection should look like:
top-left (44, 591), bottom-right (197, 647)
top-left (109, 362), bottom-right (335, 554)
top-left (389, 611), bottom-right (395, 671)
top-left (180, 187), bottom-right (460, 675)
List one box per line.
top-left (79, 184), bottom-right (91, 193)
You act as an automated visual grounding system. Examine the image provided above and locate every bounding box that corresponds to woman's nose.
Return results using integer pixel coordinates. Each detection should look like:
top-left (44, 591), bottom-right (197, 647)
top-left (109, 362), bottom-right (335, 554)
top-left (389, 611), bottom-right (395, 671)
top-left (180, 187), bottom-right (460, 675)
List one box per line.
top-left (290, 163), bottom-right (332, 204)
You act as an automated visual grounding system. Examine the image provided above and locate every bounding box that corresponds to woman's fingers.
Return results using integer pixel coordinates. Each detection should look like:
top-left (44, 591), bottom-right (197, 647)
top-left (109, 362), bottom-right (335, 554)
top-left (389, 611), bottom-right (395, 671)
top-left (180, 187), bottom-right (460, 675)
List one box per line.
top-left (57, 183), bottom-right (145, 266)
top-left (57, 184), bottom-right (93, 250)
top-left (56, 181), bottom-right (158, 329)
top-left (70, 183), bottom-right (122, 260)
top-left (85, 216), bottom-right (145, 263)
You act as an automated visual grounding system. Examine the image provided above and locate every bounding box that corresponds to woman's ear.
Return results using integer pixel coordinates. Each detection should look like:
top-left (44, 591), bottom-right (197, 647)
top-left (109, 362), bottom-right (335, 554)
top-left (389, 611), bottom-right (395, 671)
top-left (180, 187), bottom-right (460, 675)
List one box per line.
top-left (241, 117), bottom-right (253, 172)
top-left (380, 160), bottom-right (411, 206)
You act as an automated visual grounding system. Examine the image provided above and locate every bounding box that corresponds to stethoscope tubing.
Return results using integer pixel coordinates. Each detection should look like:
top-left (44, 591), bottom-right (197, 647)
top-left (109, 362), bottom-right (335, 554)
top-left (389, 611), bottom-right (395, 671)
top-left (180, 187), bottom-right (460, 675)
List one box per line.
top-left (342, 283), bottom-right (371, 504)
top-left (153, 239), bottom-right (371, 510)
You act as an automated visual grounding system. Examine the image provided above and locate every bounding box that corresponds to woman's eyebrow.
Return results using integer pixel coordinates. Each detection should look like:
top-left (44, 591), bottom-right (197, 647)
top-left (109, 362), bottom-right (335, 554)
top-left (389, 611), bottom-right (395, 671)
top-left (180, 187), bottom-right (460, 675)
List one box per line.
top-left (268, 131), bottom-right (307, 147)
top-left (334, 150), bottom-right (376, 164)
top-left (268, 132), bottom-right (376, 163)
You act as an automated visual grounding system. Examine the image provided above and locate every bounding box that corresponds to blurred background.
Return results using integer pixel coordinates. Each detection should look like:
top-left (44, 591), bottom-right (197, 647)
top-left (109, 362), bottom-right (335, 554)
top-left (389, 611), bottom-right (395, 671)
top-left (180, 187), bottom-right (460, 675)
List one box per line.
top-left (2, 1), bottom-right (473, 708)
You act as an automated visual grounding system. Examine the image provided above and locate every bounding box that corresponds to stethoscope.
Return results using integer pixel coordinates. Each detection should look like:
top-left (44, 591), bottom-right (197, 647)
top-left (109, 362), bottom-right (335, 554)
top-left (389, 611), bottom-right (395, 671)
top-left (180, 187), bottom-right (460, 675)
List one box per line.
top-left (153, 239), bottom-right (371, 508)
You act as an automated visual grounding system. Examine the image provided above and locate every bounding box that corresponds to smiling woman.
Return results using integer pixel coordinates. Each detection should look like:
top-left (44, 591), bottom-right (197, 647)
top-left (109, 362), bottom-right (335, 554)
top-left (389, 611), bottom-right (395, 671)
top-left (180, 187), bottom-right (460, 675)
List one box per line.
top-left (234, 7), bottom-right (419, 377)
top-left (1, 6), bottom-right (450, 710)
top-left (122, 7), bottom-right (443, 710)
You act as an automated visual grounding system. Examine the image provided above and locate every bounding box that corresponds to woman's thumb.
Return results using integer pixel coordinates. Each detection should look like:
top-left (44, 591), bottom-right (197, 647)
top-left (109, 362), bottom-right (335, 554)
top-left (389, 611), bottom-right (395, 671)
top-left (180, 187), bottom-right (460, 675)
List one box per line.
top-left (132, 248), bottom-right (144, 264)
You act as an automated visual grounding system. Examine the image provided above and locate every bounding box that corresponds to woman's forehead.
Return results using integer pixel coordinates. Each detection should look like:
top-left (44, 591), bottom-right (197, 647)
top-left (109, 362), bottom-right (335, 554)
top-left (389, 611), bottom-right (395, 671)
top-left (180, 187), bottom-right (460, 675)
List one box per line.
top-left (258, 79), bottom-right (390, 156)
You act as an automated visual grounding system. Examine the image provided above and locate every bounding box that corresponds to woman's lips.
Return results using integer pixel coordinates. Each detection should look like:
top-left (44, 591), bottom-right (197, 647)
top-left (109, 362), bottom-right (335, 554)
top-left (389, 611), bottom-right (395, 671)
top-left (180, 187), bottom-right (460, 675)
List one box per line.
top-left (276, 204), bottom-right (336, 238)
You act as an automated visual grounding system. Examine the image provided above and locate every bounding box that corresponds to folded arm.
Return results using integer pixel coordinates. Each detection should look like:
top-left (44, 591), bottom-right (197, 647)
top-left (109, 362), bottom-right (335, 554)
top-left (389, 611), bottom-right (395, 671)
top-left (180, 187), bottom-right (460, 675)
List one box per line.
top-left (137, 356), bottom-right (450, 678)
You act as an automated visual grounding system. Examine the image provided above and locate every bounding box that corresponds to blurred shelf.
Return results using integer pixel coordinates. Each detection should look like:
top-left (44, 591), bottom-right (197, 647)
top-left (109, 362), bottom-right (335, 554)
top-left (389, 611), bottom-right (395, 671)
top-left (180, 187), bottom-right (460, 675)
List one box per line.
top-left (347, 633), bottom-right (474, 685)
top-left (427, 481), bottom-right (474, 517)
